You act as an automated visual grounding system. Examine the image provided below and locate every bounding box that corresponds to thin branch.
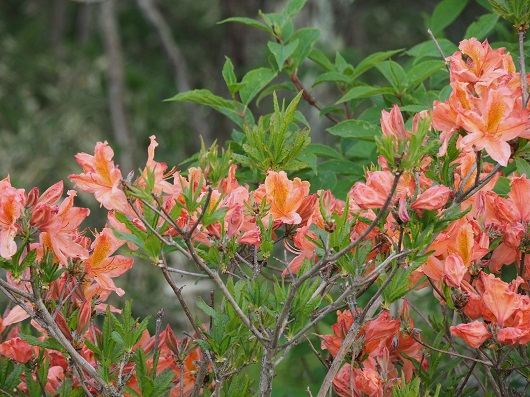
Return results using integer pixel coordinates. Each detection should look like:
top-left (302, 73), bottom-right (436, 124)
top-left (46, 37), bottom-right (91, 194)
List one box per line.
top-left (427, 28), bottom-right (450, 72)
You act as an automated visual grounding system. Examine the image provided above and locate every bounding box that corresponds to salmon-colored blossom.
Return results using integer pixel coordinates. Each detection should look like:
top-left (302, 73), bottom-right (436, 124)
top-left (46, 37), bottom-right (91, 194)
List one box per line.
top-left (0, 176), bottom-right (26, 259)
top-left (69, 141), bottom-right (130, 214)
top-left (450, 321), bottom-right (492, 348)
top-left (83, 227), bottom-right (133, 297)
top-left (0, 337), bottom-right (34, 363)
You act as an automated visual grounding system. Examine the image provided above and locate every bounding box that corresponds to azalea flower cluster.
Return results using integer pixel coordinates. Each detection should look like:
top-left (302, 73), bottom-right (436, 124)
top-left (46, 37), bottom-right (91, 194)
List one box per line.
top-left (321, 304), bottom-right (426, 397)
top-left (433, 38), bottom-right (530, 166)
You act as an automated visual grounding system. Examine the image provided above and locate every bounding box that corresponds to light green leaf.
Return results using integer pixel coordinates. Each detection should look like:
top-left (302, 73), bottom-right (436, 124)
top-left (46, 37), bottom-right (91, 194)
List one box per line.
top-left (284, 0), bottom-right (308, 16)
top-left (430, 0), bottom-right (469, 35)
top-left (240, 68), bottom-right (277, 105)
top-left (267, 40), bottom-right (298, 71)
top-left (407, 60), bottom-right (446, 86)
top-left (515, 158), bottom-right (530, 177)
top-left (222, 57), bottom-right (240, 95)
top-left (289, 28), bottom-right (320, 69)
top-left (336, 85), bottom-right (395, 104)
top-left (464, 13), bottom-right (499, 40)
top-left (351, 49), bottom-right (403, 80)
top-left (327, 119), bottom-right (381, 141)
top-left (218, 17), bottom-right (272, 34)
top-left (167, 89), bottom-right (234, 109)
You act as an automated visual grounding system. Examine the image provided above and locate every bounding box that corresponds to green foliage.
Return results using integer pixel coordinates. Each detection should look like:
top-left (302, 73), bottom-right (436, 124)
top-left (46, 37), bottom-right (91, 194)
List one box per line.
top-left (489, 0), bottom-right (530, 30)
top-left (232, 91), bottom-right (311, 174)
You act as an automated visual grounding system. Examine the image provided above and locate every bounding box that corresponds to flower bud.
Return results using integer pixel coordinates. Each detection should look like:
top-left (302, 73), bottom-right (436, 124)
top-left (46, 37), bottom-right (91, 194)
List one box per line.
top-left (77, 301), bottom-right (92, 335)
top-left (25, 187), bottom-right (39, 208)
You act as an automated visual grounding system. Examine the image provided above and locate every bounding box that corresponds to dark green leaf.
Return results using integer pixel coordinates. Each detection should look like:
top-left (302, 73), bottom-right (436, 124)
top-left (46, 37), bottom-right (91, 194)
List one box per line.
top-left (308, 49), bottom-right (334, 71)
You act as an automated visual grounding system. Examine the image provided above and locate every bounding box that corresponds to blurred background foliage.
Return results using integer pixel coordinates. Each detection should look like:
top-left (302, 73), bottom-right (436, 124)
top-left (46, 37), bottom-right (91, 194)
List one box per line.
top-left (0, 1), bottom-right (513, 395)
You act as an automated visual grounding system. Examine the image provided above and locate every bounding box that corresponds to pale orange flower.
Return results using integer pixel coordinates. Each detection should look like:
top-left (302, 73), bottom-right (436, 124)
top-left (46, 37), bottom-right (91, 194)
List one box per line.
top-left (69, 141), bottom-right (130, 214)
top-left (83, 227), bottom-right (133, 297)
top-left (458, 86), bottom-right (529, 166)
top-left (0, 176), bottom-right (26, 259)
top-left (264, 170), bottom-right (310, 224)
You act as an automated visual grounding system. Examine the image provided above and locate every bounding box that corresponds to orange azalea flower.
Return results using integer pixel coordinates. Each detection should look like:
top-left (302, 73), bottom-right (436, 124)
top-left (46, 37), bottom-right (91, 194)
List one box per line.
top-left (282, 225), bottom-right (317, 276)
top-left (83, 227), bottom-right (133, 297)
top-left (458, 86), bottom-right (529, 166)
top-left (69, 141), bottom-right (130, 214)
top-left (450, 321), bottom-right (492, 348)
top-left (264, 170), bottom-right (310, 224)
top-left (0, 176), bottom-right (25, 259)
top-left (446, 38), bottom-right (514, 87)
top-left (0, 337), bottom-right (35, 363)
top-left (478, 272), bottom-right (523, 326)
top-left (39, 190), bottom-right (89, 266)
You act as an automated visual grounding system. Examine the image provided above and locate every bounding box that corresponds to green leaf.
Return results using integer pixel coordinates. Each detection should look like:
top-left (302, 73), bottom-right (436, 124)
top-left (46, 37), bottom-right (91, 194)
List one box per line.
top-left (406, 60), bottom-right (446, 86)
top-left (308, 49), bottom-right (334, 71)
top-left (167, 89), bottom-right (234, 109)
top-left (222, 57), bottom-right (241, 95)
top-left (196, 297), bottom-right (216, 318)
top-left (239, 68), bottom-right (277, 105)
top-left (375, 61), bottom-right (408, 93)
top-left (218, 17), bottom-right (272, 34)
top-left (284, 0), bottom-right (308, 16)
top-left (20, 334), bottom-right (63, 351)
top-left (515, 157), bottom-right (530, 177)
top-left (351, 49), bottom-right (403, 80)
top-left (317, 160), bottom-right (364, 176)
top-left (430, 0), bottom-right (469, 35)
top-left (305, 143), bottom-right (343, 159)
top-left (312, 72), bottom-right (351, 87)
top-left (494, 176), bottom-right (511, 195)
top-left (464, 13), bottom-right (500, 40)
top-left (336, 85), bottom-right (395, 103)
top-left (289, 28), bottom-right (320, 69)
top-left (327, 119), bottom-right (382, 141)
top-left (267, 40), bottom-right (298, 71)
top-left (406, 39), bottom-right (458, 64)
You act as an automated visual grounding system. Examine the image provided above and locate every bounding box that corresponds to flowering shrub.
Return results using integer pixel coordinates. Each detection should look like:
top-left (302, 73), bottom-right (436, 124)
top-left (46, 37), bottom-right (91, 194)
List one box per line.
top-left (1, 1), bottom-right (530, 396)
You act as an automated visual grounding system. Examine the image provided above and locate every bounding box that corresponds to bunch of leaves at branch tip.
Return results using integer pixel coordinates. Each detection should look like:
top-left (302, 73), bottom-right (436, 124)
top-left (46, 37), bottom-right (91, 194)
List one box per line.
top-left (198, 138), bottom-right (233, 187)
top-left (231, 91), bottom-right (311, 175)
top-left (489, 0), bottom-right (530, 30)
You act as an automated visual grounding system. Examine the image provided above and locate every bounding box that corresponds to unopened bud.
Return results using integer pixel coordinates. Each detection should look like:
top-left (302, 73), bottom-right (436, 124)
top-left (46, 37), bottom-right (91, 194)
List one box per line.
top-left (76, 301), bottom-right (92, 335)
